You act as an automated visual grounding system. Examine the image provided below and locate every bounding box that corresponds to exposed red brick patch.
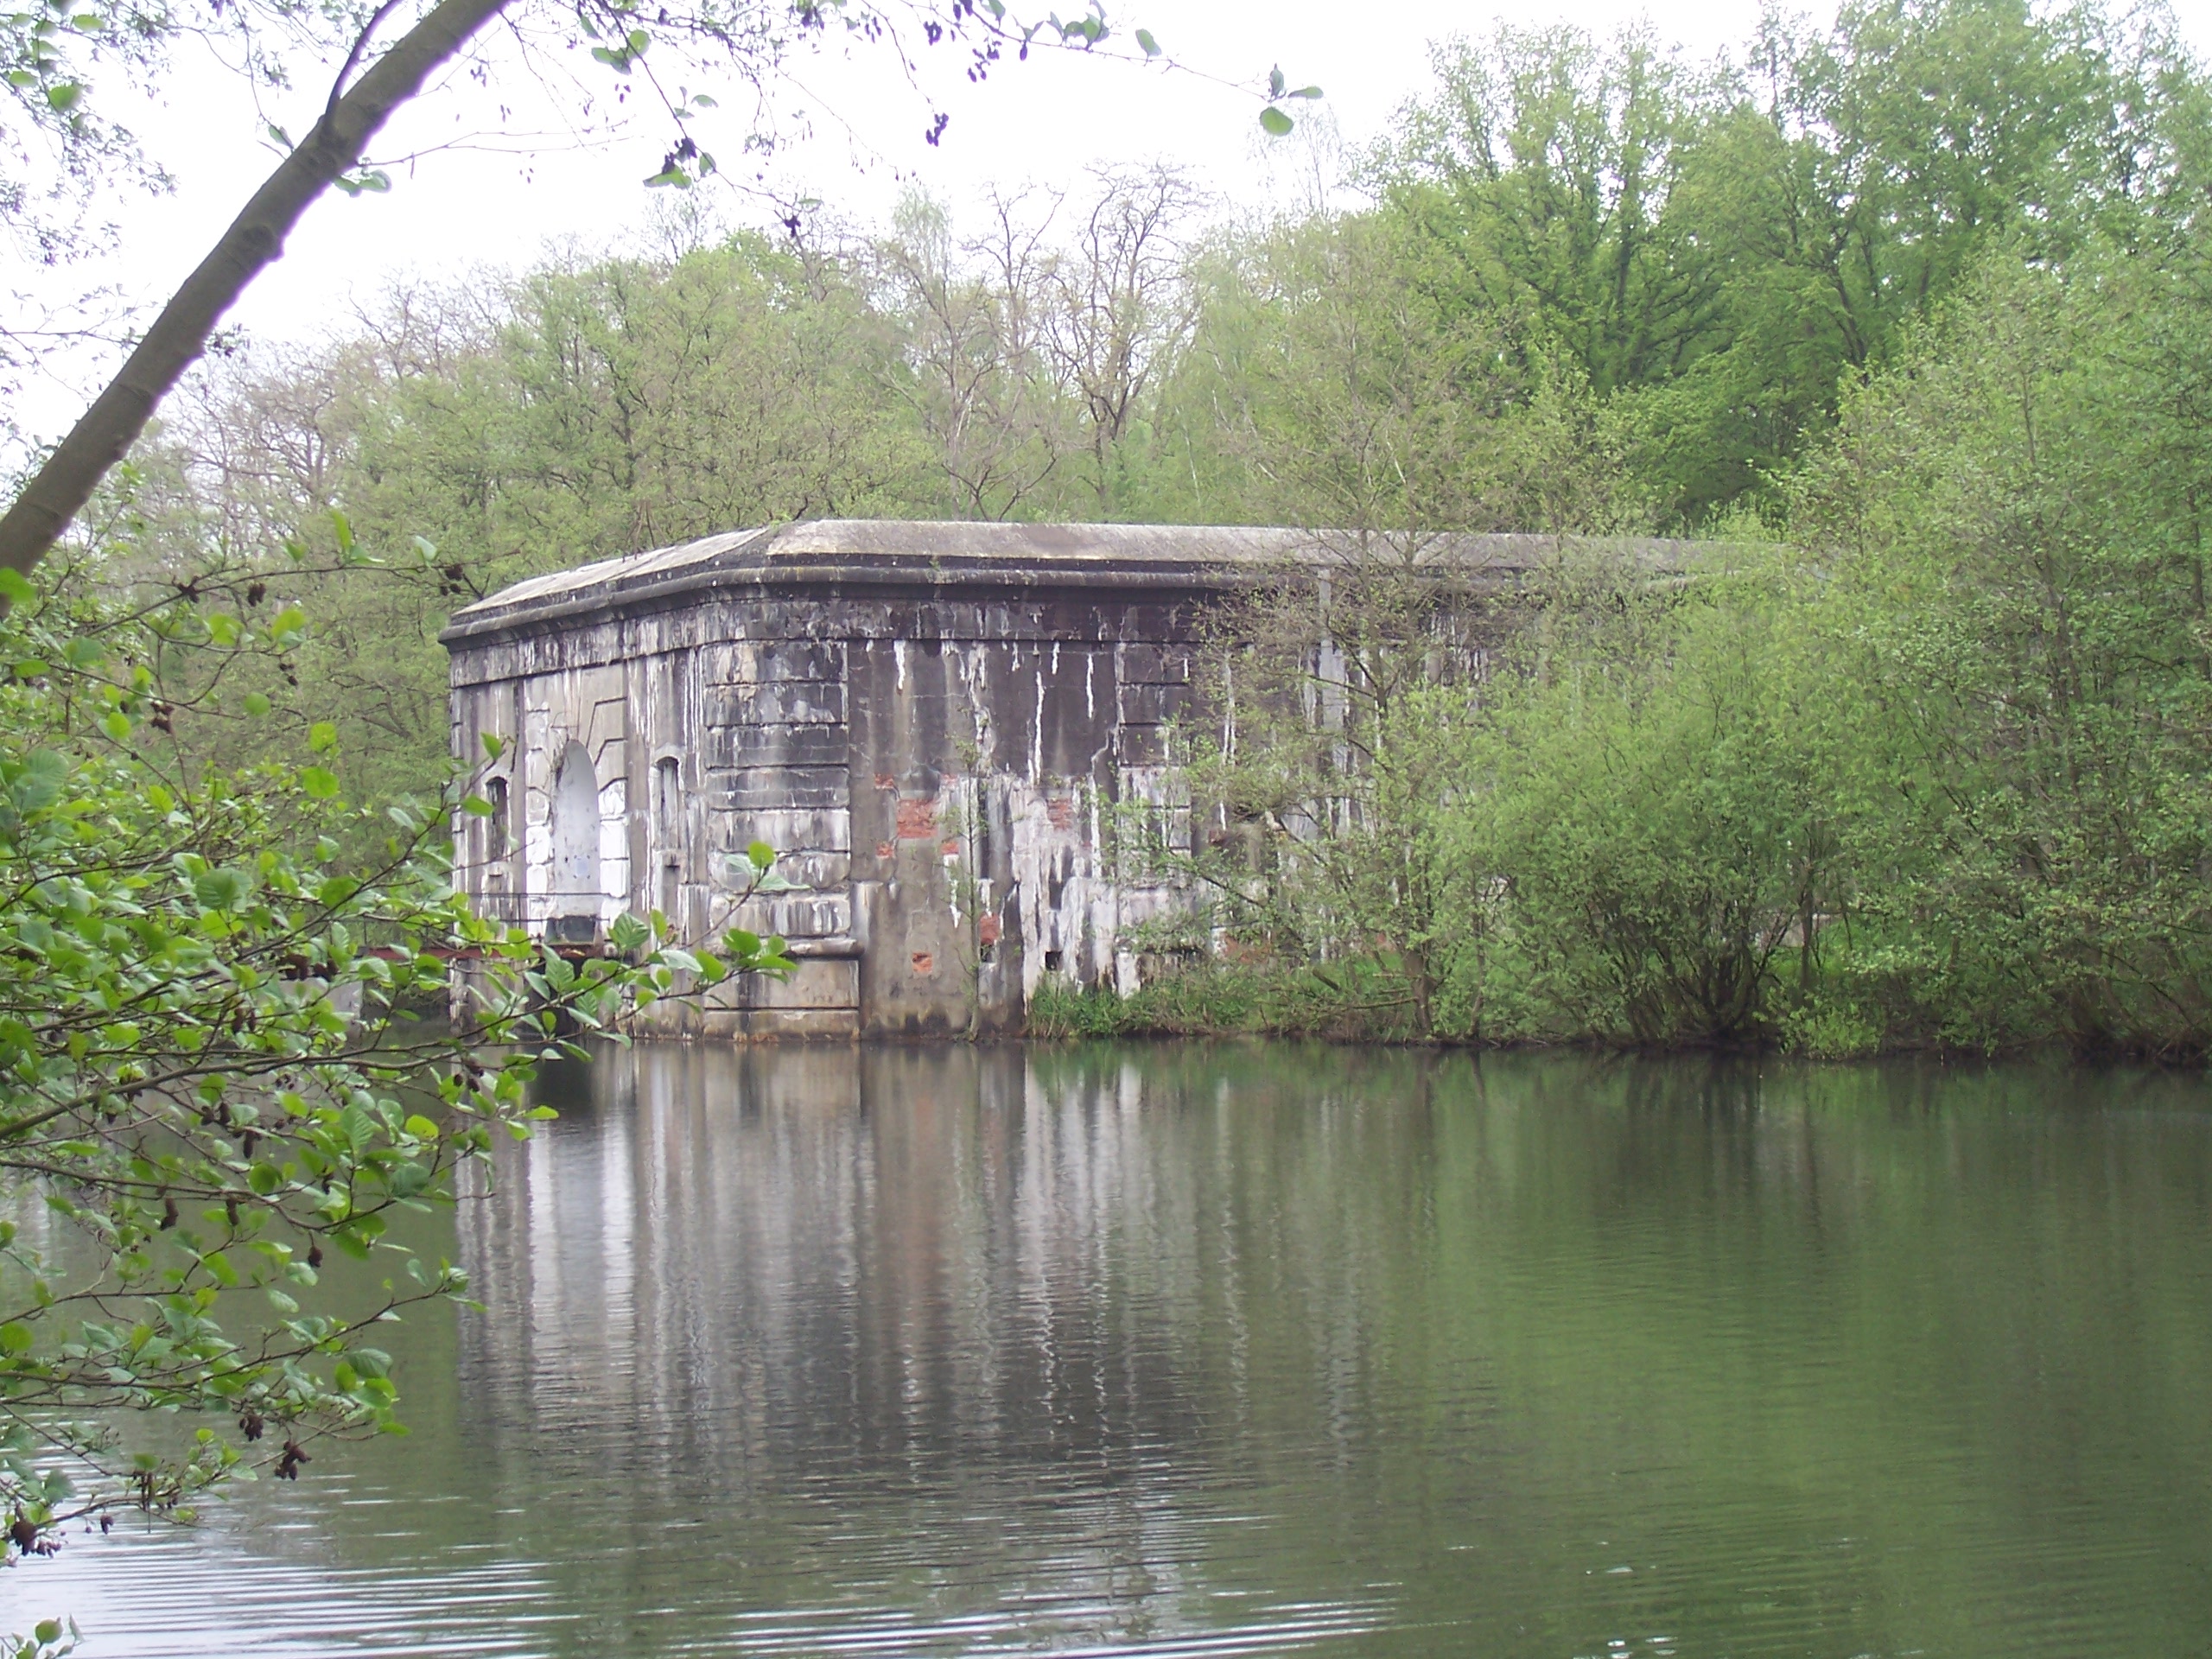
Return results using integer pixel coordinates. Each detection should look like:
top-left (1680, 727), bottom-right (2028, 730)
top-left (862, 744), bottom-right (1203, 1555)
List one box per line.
top-left (941, 838), bottom-right (961, 856)
top-left (895, 798), bottom-right (937, 839)
top-left (874, 772), bottom-right (897, 791)
top-left (876, 841), bottom-right (894, 861)
top-left (910, 951), bottom-right (934, 976)
top-left (978, 914), bottom-right (1001, 946)
top-left (1046, 795), bottom-right (1075, 830)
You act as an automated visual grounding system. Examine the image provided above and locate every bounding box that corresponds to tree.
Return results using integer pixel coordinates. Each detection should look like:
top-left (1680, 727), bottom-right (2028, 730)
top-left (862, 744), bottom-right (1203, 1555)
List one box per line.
top-left (1788, 244), bottom-right (2212, 1053)
top-left (1164, 210), bottom-right (1643, 544)
top-left (1040, 162), bottom-right (1205, 514)
top-left (874, 188), bottom-right (1076, 520)
top-left (0, 553), bottom-right (795, 1568)
top-left (1374, 2), bottom-right (2189, 521)
top-left (0, 0), bottom-right (525, 577)
top-left (1151, 206), bottom-right (1643, 1038)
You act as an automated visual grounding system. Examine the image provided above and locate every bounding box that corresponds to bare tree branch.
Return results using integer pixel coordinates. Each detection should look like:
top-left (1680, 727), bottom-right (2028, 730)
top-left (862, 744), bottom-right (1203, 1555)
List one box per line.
top-left (0, 0), bottom-right (514, 582)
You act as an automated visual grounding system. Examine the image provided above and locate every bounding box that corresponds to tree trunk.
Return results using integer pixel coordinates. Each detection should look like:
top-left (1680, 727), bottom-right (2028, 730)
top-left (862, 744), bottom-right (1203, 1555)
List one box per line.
top-left (0, 0), bottom-right (513, 581)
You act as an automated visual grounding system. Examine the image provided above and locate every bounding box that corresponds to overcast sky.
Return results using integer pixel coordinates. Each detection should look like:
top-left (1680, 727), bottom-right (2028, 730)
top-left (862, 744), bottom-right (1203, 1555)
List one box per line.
top-left (10, 0), bottom-right (2212, 442)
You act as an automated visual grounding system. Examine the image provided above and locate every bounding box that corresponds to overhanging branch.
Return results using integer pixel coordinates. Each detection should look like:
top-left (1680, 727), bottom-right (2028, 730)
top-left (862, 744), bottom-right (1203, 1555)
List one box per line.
top-left (0, 0), bottom-right (515, 582)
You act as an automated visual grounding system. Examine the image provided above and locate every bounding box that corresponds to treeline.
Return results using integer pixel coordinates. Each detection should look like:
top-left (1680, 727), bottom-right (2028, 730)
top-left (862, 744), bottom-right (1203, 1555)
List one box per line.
top-left (91, 0), bottom-right (2212, 1054)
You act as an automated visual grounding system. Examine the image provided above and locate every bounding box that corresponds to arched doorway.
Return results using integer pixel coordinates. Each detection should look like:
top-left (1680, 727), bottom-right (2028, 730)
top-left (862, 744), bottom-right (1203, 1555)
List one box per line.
top-left (547, 740), bottom-right (601, 944)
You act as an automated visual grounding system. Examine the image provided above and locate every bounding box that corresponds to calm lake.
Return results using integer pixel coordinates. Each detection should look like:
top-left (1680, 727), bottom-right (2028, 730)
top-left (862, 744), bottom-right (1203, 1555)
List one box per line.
top-left (8, 1044), bottom-right (2212, 1657)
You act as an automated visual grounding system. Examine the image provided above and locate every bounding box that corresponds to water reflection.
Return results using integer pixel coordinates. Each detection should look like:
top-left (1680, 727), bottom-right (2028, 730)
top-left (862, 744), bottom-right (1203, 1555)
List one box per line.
top-left (453, 1046), bottom-right (1404, 1656)
top-left (9, 1046), bottom-right (2212, 1657)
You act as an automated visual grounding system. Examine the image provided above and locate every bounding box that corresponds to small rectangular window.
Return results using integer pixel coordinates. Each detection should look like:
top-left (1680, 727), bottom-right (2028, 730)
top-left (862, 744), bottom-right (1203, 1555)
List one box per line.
top-left (654, 756), bottom-right (681, 844)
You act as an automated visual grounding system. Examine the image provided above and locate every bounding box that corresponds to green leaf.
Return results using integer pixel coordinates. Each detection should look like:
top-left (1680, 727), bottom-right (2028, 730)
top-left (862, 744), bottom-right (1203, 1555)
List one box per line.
top-left (301, 766), bottom-right (340, 800)
top-left (747, 839), bottom-right (776, 871)
top-left (44, 80), bottom-right (79, 111)
top-left (0, 569), bottom-right (34, 607)
top-left (12, 749), bottom-right (65, 811)
top-left (1135, 27), bottom-right (1160, 55)
top-left (1268, 64), bottom-right (1285, 98)
top-left (309, 721), bottom-right (339, 753)
top-left (243, 691), bottom-right (270, 716)
top-left (192, 867), bottom-right (251, 909)
top-left (1259, 105), bottom-right (1294, 137)
top-left (481, 733), bottom-right (505, 760)
top-left (0, 1321), bottom-right (33, 1354)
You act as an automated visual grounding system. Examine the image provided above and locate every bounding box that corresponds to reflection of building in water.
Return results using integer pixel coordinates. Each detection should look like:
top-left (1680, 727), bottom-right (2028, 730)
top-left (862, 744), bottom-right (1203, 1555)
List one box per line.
top-left (448, 1044), bottom-right (1433, 1642)
top-left (455, 1052), bottom-right (1159, 1637)
top-left (460, 1046), bottom-right (1206, 1463)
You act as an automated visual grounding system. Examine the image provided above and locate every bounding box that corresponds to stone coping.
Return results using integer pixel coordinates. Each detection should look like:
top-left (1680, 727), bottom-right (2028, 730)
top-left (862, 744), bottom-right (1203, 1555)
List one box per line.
top-left (440, 520), bottom-right (1701, 645)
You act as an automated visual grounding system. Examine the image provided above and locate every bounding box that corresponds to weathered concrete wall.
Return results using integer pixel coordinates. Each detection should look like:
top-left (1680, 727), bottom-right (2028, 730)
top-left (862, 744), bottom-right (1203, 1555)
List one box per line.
top-left (442, 521), bottom-right (1687, 1038)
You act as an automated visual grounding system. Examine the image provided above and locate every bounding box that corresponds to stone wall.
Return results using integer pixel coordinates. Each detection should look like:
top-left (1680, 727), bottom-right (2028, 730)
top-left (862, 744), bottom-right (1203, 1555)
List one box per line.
top-left (443, 521), bottom-right (1689, 1038)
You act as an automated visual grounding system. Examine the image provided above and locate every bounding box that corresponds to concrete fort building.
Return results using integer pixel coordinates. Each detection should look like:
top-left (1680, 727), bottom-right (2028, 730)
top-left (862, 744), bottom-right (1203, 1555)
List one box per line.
top-left (441, 519), bottom-right (1677, 1039)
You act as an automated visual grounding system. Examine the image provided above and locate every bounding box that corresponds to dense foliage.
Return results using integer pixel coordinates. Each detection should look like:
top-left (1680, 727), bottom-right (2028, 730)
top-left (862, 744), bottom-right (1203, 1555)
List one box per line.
top-left (1100, 231), bottom-right (2212, 1057)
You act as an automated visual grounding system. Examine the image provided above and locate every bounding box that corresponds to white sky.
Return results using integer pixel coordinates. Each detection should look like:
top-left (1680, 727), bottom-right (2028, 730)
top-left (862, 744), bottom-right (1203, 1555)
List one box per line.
top-left (11, 0), bottom-right (2212, 442)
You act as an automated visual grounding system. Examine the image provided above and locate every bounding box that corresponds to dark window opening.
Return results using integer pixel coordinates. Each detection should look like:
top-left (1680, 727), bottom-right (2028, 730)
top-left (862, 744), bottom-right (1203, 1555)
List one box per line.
top-left (1044, 949), bottom-right (1064, 973)
top-left (653, 756), bottom-right (681, 844)
top-left (485, 775), bottom-right (510, 867)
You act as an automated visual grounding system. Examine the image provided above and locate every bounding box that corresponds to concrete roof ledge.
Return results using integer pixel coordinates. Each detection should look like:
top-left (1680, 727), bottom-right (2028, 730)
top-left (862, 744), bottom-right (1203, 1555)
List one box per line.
top-left (439, 518), bottom-right (1700, 645)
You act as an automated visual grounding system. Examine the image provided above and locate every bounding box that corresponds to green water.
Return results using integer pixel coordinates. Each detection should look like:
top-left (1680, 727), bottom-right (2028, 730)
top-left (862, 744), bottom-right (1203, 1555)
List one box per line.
top-left (10, 1046), bottom-right (2212, 1656)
